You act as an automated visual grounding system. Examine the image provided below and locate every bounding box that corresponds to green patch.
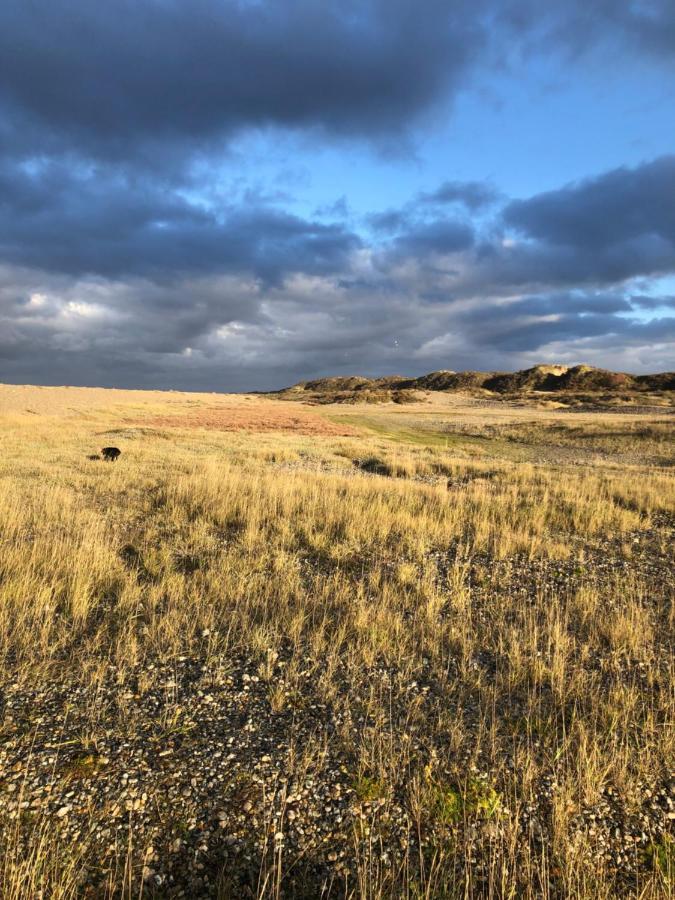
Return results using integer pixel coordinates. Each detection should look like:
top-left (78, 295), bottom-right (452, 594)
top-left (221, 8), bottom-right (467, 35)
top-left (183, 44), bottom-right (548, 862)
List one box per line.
top-left (352, 774), bottom-right (386, 803)
top-left (646, 836), bottom-right (674, 882)
top-left (465, 778), bottom-right (501, 818)
top-left (429, 776), bottom-right (502, 824)
top-left (325, 412), bottom-right (530, 459)
top-left (327, 414), bottom-right (467, 449)
top-left (62, 749), bottom-right (105, 780)
top-left (162, 713), bottom-right (197, 740)
top-left (431, 784), bottom-right (463, 825)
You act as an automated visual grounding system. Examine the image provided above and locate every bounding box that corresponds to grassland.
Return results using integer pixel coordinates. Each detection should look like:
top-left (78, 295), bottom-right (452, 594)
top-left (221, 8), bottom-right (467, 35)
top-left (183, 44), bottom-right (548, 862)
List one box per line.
top-left (0, 384), bottom-right (673, 898)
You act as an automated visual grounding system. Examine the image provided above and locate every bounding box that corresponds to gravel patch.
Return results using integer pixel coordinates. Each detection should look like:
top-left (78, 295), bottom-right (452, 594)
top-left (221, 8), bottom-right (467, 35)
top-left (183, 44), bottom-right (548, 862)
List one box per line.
top-left (0, 523), bottom-right (672, 897)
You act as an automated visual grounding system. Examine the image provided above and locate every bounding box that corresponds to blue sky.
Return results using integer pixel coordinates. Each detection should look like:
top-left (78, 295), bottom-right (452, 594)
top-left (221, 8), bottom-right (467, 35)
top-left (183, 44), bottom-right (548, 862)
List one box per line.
top-left (233, 47), bottom-right (675, 225)
top-left (0, 0), bottom-right (673, 390)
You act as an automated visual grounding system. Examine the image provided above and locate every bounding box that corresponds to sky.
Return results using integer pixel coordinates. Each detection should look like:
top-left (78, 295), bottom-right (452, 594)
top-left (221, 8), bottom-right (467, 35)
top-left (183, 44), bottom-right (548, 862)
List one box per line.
top-left (1, 0), bottom-right (674, 391)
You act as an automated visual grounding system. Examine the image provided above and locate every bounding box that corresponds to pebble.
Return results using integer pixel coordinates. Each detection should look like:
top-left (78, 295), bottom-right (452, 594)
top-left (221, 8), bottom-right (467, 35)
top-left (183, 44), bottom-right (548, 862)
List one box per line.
top-left (0, 518), bottom-right (671, 896)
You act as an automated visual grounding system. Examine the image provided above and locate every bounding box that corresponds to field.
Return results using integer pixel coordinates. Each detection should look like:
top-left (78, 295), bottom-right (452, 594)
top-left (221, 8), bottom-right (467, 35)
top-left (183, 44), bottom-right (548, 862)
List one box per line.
top-left (0, 384), bottom-right (673, 899)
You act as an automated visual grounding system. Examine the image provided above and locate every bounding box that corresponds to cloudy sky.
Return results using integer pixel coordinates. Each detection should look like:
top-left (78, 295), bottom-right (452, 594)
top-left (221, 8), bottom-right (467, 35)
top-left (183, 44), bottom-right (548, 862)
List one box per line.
top-left (1, 1), bottom-right (674, 390)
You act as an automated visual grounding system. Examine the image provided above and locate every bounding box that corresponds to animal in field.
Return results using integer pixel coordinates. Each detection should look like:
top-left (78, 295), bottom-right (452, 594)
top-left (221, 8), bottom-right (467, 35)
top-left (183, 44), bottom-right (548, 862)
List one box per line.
top-left (101, 447), bottom-right (121, 462)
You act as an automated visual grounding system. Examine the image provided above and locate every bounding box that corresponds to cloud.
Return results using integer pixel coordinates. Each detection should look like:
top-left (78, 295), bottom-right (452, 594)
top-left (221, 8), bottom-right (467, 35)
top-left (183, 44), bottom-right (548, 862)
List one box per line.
top-left (367, 210), bottom-right (411, 234)
top-left (625, 1), bottom-right (675, 59)
top-left (2, 253), bottom-right (672, 392)
top-left (494, 1), bottom-right (675, 64)
top-left (586, 1), bottom-right (675, 61)
top-left (0, 0), bottom-right (487, 162)
top-left (391, 219), bottom-right (475, 257)
top-left (5, 155), bottom-right (673, 390)
top-left (0, 4), bottom-right (673, 388)
top-left (364, 160), bottom-right (675, 299)
top-left (1, 1), bottom-right (672, 172)
top-left (437, 157), bottom-right (675, 293)
top-left (630, 294), bottom-right (675, 310)
top-left (504, 156), bottom-right (675, 252)
top-left (0, 157), bottom-right (361, 282)
top-left (448, 291), bottom-right (652, 353)
top-left (419, 180), bottom-right (500, 210)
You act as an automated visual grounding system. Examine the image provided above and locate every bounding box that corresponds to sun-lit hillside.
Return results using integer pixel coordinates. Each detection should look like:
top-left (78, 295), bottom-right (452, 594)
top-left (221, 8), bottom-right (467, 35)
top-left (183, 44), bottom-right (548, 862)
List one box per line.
top-left (277, 366), bottom-right (675, 407)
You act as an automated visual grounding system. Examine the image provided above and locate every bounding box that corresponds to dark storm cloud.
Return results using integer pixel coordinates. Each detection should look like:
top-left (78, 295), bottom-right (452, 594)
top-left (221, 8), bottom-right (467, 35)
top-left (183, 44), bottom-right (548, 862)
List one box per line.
top-left (0, 0), bottom-right (486, 159)
top-left (0, 265), bottom-right (268, 377)
top-left (1, 1), bottom-right (672, 168)
top-left (504, 156), bottom-right (675, 251)
top-left (0, 2), bottom-right (673, 389)
top-left (2, 153), bottom-right (673, 391)
top-left (367, 159), bottom-right (675, 294)
top-left (455, 236), bottom-right (675, 295)
top-left (0, 2), bottom-right (670, 294)
top-left (0, 158), bottom-right (360, 281)
top-left (460, 157), bottom-right (675, 292)
top-left (1, 261), bottom-right (672, 391)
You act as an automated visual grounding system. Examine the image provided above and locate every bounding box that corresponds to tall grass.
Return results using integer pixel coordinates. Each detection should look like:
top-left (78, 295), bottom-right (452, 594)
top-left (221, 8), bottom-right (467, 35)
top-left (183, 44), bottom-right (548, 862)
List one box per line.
top-left (0, 394), bottom-right (672, 898)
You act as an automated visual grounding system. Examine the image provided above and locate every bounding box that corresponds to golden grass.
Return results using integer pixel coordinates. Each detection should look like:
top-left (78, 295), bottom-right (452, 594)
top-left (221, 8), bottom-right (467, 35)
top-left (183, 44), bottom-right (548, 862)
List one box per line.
top-left (0, 384), bottom-right (673, 898)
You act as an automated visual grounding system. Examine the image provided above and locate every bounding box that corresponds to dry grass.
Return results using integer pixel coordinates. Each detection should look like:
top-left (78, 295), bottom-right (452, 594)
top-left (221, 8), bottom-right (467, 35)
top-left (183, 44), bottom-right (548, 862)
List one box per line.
top-left (0, 384), bottom-right (673, 898)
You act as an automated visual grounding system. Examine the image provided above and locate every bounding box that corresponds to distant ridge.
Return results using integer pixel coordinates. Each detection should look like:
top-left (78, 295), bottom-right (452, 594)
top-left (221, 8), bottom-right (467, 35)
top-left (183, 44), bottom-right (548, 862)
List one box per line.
top-left (277, 365), bottom-right (675, 405)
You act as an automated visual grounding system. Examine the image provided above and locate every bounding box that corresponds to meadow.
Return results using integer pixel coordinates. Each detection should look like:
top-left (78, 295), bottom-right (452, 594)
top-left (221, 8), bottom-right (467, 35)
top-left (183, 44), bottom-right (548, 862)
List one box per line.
top-left (0, 384), bottom-right (672, 898)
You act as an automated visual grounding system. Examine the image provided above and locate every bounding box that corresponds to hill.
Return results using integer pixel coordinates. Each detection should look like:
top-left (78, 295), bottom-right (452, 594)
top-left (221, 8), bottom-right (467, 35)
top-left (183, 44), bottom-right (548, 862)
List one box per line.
top-left (277, 364), bottom-right (675, 406)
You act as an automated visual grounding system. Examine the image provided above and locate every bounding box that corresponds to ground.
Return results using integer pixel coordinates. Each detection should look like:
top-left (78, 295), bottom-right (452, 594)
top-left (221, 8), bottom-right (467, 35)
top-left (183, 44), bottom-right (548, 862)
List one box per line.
top-left (0, 384), bottom-right (673, 898)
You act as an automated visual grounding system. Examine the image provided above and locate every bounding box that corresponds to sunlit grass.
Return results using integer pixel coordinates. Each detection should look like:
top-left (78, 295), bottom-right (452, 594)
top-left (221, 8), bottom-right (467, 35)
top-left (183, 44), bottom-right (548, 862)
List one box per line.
top-left (0, 384), bottom-right (672, 897)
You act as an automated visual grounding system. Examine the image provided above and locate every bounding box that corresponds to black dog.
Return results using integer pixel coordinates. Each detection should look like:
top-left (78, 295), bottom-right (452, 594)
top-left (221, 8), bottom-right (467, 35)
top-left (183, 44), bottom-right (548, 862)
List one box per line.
top-left (101, 447), bottom-right (122, 462)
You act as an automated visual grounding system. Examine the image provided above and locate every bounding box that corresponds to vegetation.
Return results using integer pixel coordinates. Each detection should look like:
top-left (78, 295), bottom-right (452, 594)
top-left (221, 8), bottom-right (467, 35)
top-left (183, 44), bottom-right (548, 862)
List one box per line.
top-left (279, 364), bottom-right (675, 407)
top-left (0, 384), bottom-right (672, 898)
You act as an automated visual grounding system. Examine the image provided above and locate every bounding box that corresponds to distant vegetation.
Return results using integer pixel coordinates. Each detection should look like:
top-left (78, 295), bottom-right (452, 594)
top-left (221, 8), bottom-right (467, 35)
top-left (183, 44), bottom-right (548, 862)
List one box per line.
top-left (278, 364), bottom-right (675, 406)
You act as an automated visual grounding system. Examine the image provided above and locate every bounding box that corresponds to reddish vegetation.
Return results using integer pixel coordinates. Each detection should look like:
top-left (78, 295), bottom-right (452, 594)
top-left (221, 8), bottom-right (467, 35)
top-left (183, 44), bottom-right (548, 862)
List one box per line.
top-left (137, 403), bottom-right (356, 436)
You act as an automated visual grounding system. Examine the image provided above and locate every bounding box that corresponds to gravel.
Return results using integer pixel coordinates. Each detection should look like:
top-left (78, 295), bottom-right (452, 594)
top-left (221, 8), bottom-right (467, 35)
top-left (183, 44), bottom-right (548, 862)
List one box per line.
top-left (0, 522), bottom-right (672, 897)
